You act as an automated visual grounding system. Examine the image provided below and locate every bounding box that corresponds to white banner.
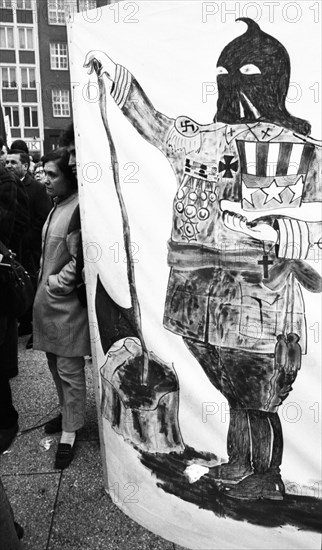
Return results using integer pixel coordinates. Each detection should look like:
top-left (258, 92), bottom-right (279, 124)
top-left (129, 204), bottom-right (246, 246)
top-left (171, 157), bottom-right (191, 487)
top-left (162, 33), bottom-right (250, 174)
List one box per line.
top-left (68, 2), bottom-right (321, 548)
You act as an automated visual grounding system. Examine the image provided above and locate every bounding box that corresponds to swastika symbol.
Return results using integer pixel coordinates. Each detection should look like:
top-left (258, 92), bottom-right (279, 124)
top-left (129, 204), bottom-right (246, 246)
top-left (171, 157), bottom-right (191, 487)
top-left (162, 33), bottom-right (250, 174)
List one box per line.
top-left (180, 120), bottom-right (197, 133)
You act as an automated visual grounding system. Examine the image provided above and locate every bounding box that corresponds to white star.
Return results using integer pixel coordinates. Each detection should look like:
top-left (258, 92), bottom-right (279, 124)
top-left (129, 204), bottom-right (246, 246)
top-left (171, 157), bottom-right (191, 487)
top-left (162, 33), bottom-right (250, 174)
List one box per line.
top-left (242, 180), bottom-right (255, 206)
top-left (289, 175), bottom-right (304, 203)
top-left (263, 179), bottom-right (283, 204)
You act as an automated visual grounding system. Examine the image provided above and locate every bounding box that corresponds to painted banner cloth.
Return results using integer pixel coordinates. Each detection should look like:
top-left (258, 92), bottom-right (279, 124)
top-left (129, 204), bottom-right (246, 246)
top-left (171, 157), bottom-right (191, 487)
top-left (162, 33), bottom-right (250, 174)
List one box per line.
top-left (68, 2), bottom-right (321, 548)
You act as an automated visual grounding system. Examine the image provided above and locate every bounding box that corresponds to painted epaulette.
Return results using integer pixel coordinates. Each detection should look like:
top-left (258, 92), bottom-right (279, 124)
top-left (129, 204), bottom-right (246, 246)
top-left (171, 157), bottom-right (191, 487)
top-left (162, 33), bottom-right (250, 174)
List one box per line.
top-left (166, 116), bottom-right (201, 154)
top-left (245, 123), bottom-right (284, 142)
top-left (298, 135), bottom-right (322, 148)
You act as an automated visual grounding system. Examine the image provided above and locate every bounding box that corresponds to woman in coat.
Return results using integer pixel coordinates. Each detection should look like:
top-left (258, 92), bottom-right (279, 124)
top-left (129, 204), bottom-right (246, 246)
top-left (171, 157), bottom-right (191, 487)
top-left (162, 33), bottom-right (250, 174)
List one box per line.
top-left (33, 149), bottom-right (90, 469)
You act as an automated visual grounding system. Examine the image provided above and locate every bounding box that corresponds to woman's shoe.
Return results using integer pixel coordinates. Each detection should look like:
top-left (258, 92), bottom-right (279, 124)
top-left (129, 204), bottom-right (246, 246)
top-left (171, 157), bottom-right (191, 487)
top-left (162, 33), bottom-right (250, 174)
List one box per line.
top-left (54, 442), bottom-right (75, 469)
top-left (14, 521), bottom-right (24, 540)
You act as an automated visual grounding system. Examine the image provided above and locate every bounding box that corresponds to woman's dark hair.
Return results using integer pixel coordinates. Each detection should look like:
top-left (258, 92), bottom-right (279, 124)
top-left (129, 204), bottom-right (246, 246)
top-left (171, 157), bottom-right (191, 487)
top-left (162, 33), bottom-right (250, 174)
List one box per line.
top-left (41, 148), bottom-right (77, 190)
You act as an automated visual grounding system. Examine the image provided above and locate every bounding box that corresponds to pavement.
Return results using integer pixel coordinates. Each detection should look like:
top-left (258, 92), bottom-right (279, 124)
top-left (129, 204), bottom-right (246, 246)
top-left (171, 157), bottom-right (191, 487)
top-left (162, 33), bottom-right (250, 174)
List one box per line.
top-left (1, 336), bottom-right (187, 550)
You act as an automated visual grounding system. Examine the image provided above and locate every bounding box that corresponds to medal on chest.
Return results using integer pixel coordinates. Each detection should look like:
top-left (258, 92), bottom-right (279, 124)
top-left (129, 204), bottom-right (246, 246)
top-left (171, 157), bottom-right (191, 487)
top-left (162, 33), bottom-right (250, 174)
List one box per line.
top-left (174, 157), bottom-right (219, 241)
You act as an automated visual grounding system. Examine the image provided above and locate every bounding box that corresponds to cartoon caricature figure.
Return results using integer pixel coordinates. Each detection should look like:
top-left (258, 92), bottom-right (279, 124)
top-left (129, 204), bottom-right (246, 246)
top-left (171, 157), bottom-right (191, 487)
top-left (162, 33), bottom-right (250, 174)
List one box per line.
top-left (84, 19), bottom-right (322, 501)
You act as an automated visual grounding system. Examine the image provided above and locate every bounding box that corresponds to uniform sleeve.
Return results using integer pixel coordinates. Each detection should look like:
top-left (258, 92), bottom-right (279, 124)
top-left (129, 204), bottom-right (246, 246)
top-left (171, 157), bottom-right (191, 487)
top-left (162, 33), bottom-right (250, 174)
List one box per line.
top-left (110, 64), bottom-right (174, 154)
top-left (274, 141), bottom-right (322, 259)
top-left (274, 218), bottom-right (322, 260)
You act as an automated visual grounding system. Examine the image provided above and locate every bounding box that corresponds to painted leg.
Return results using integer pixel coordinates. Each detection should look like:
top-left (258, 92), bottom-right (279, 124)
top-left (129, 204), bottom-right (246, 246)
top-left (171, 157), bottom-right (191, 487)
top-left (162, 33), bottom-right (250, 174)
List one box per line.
top-left (268, 412), bottom-right (283, 474)
top-left (266, 412), bottom-right (285, 497)
top-left (210, 408), bottom-right (253, 483)
top-left (226, 410), bottom-right (284, 501)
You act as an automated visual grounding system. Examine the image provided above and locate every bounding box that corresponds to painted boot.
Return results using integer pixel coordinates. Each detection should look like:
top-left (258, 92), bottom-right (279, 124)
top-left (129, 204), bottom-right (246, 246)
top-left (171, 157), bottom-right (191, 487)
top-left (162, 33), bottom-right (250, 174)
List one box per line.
top-left (225, 472), bottom-right (284, 500)
top-left (210, 408), bottom-right (253, 484)
top-left (226, 410), bottom-right (285, 501)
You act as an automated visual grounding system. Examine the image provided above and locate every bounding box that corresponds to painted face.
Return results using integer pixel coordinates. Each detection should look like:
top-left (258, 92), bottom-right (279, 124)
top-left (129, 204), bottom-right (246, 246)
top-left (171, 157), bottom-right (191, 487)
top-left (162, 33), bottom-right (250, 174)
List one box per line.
top-left (43, 160), bottom-right (73, 200)
top-left (215, 18), bottom-right (291, 126)
top-left (6, 154), bottom-right (28, 178)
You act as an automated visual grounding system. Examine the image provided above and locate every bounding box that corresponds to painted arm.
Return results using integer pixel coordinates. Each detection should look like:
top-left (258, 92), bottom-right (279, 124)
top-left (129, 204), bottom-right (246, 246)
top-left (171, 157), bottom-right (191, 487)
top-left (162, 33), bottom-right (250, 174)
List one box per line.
top-left (84, 50), bottom-right (174, 153)
top-left (273, 218), bottom-right (322, 261)
top-left (221, 144), bottom-right (322, 259)
top-left (221, 210), bottom-right (322, 261)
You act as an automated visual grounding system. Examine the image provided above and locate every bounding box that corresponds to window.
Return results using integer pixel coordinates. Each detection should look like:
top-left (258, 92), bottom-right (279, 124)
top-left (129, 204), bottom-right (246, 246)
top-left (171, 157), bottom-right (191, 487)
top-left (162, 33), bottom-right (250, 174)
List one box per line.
top-left (50, 43), bottom-right (68, 70)
top-left (48, 0), bottom-right (65, 24)
top-left (16, 0), bottom-right (32, 8)
top-left (0, 27), bottom-right (14, 49)
top-left (52, 89), bottom-right (70, 117)
top-left (5, 106), bottom-right (20, 127)
top-left (79, 0), bottom-right (96, 10)
top-left (23, 106), bottom-right (38, 127)
top-left (1, 67), bottom-right (17, 88)
top-left (18, 27), bottom-right (34, 49)
top-left (0, 0), bottom-right (12, 7)
top-left (21, 67), bottom-right (36, 88)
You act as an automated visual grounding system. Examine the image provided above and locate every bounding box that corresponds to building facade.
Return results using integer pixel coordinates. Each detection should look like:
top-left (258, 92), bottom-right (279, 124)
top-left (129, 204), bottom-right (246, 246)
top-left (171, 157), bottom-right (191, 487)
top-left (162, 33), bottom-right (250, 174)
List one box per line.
top-left (0, 0), bottom-right (43, 155)
top-left (0, 0), bottom-right (110, 156)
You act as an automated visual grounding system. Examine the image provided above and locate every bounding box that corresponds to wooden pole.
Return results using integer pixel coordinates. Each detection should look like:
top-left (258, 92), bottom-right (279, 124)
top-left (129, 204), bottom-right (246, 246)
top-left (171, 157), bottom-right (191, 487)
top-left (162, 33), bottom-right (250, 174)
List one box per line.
top-left (97, 75), bottom-right (149, 385)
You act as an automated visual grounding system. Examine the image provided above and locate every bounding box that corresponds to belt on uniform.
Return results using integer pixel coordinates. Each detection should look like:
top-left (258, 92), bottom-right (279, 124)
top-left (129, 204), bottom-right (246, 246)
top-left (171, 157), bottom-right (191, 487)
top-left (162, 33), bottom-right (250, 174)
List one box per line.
top-left (167, 241), bottom-right (322, 293)
top-left (167, 241), bottom-right (270, 272)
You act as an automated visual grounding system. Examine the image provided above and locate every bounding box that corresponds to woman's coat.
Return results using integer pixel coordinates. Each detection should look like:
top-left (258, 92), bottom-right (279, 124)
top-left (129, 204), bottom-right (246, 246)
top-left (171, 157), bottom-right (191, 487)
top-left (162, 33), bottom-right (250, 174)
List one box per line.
top-left (33, 192), bottom-right (90, 357)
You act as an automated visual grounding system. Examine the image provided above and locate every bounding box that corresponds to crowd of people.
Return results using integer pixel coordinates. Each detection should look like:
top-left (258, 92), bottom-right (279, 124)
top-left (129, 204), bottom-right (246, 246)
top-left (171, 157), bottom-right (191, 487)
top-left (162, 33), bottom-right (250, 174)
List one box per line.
top-left (0, 124), bottom-right (90, 547)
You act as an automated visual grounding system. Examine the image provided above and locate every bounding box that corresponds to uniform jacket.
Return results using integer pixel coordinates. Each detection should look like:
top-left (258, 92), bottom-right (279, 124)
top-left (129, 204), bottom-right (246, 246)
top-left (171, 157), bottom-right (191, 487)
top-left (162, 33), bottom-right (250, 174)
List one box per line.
top-left (33, 193), bottom-right (90, 357)
top-left (109, 65), bottom-right (322, 354)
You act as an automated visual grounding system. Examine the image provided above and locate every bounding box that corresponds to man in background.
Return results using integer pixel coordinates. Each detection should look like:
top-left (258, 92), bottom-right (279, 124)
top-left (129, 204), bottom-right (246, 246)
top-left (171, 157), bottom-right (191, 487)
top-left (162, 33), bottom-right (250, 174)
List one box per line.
top-left (6, 149), bottom-right (52, 340)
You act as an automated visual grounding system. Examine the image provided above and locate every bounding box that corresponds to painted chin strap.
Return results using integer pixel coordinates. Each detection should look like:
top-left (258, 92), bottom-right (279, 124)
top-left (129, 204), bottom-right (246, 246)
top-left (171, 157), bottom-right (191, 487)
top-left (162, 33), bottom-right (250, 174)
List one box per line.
top-left (95, 71), bottom-right (149, 385)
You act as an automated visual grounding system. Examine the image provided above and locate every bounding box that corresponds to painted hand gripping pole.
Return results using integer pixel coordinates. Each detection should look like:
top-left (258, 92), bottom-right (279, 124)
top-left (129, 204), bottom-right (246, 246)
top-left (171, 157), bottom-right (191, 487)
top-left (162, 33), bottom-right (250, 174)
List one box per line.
top-left (68, 3), bottom-right (321, 548)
